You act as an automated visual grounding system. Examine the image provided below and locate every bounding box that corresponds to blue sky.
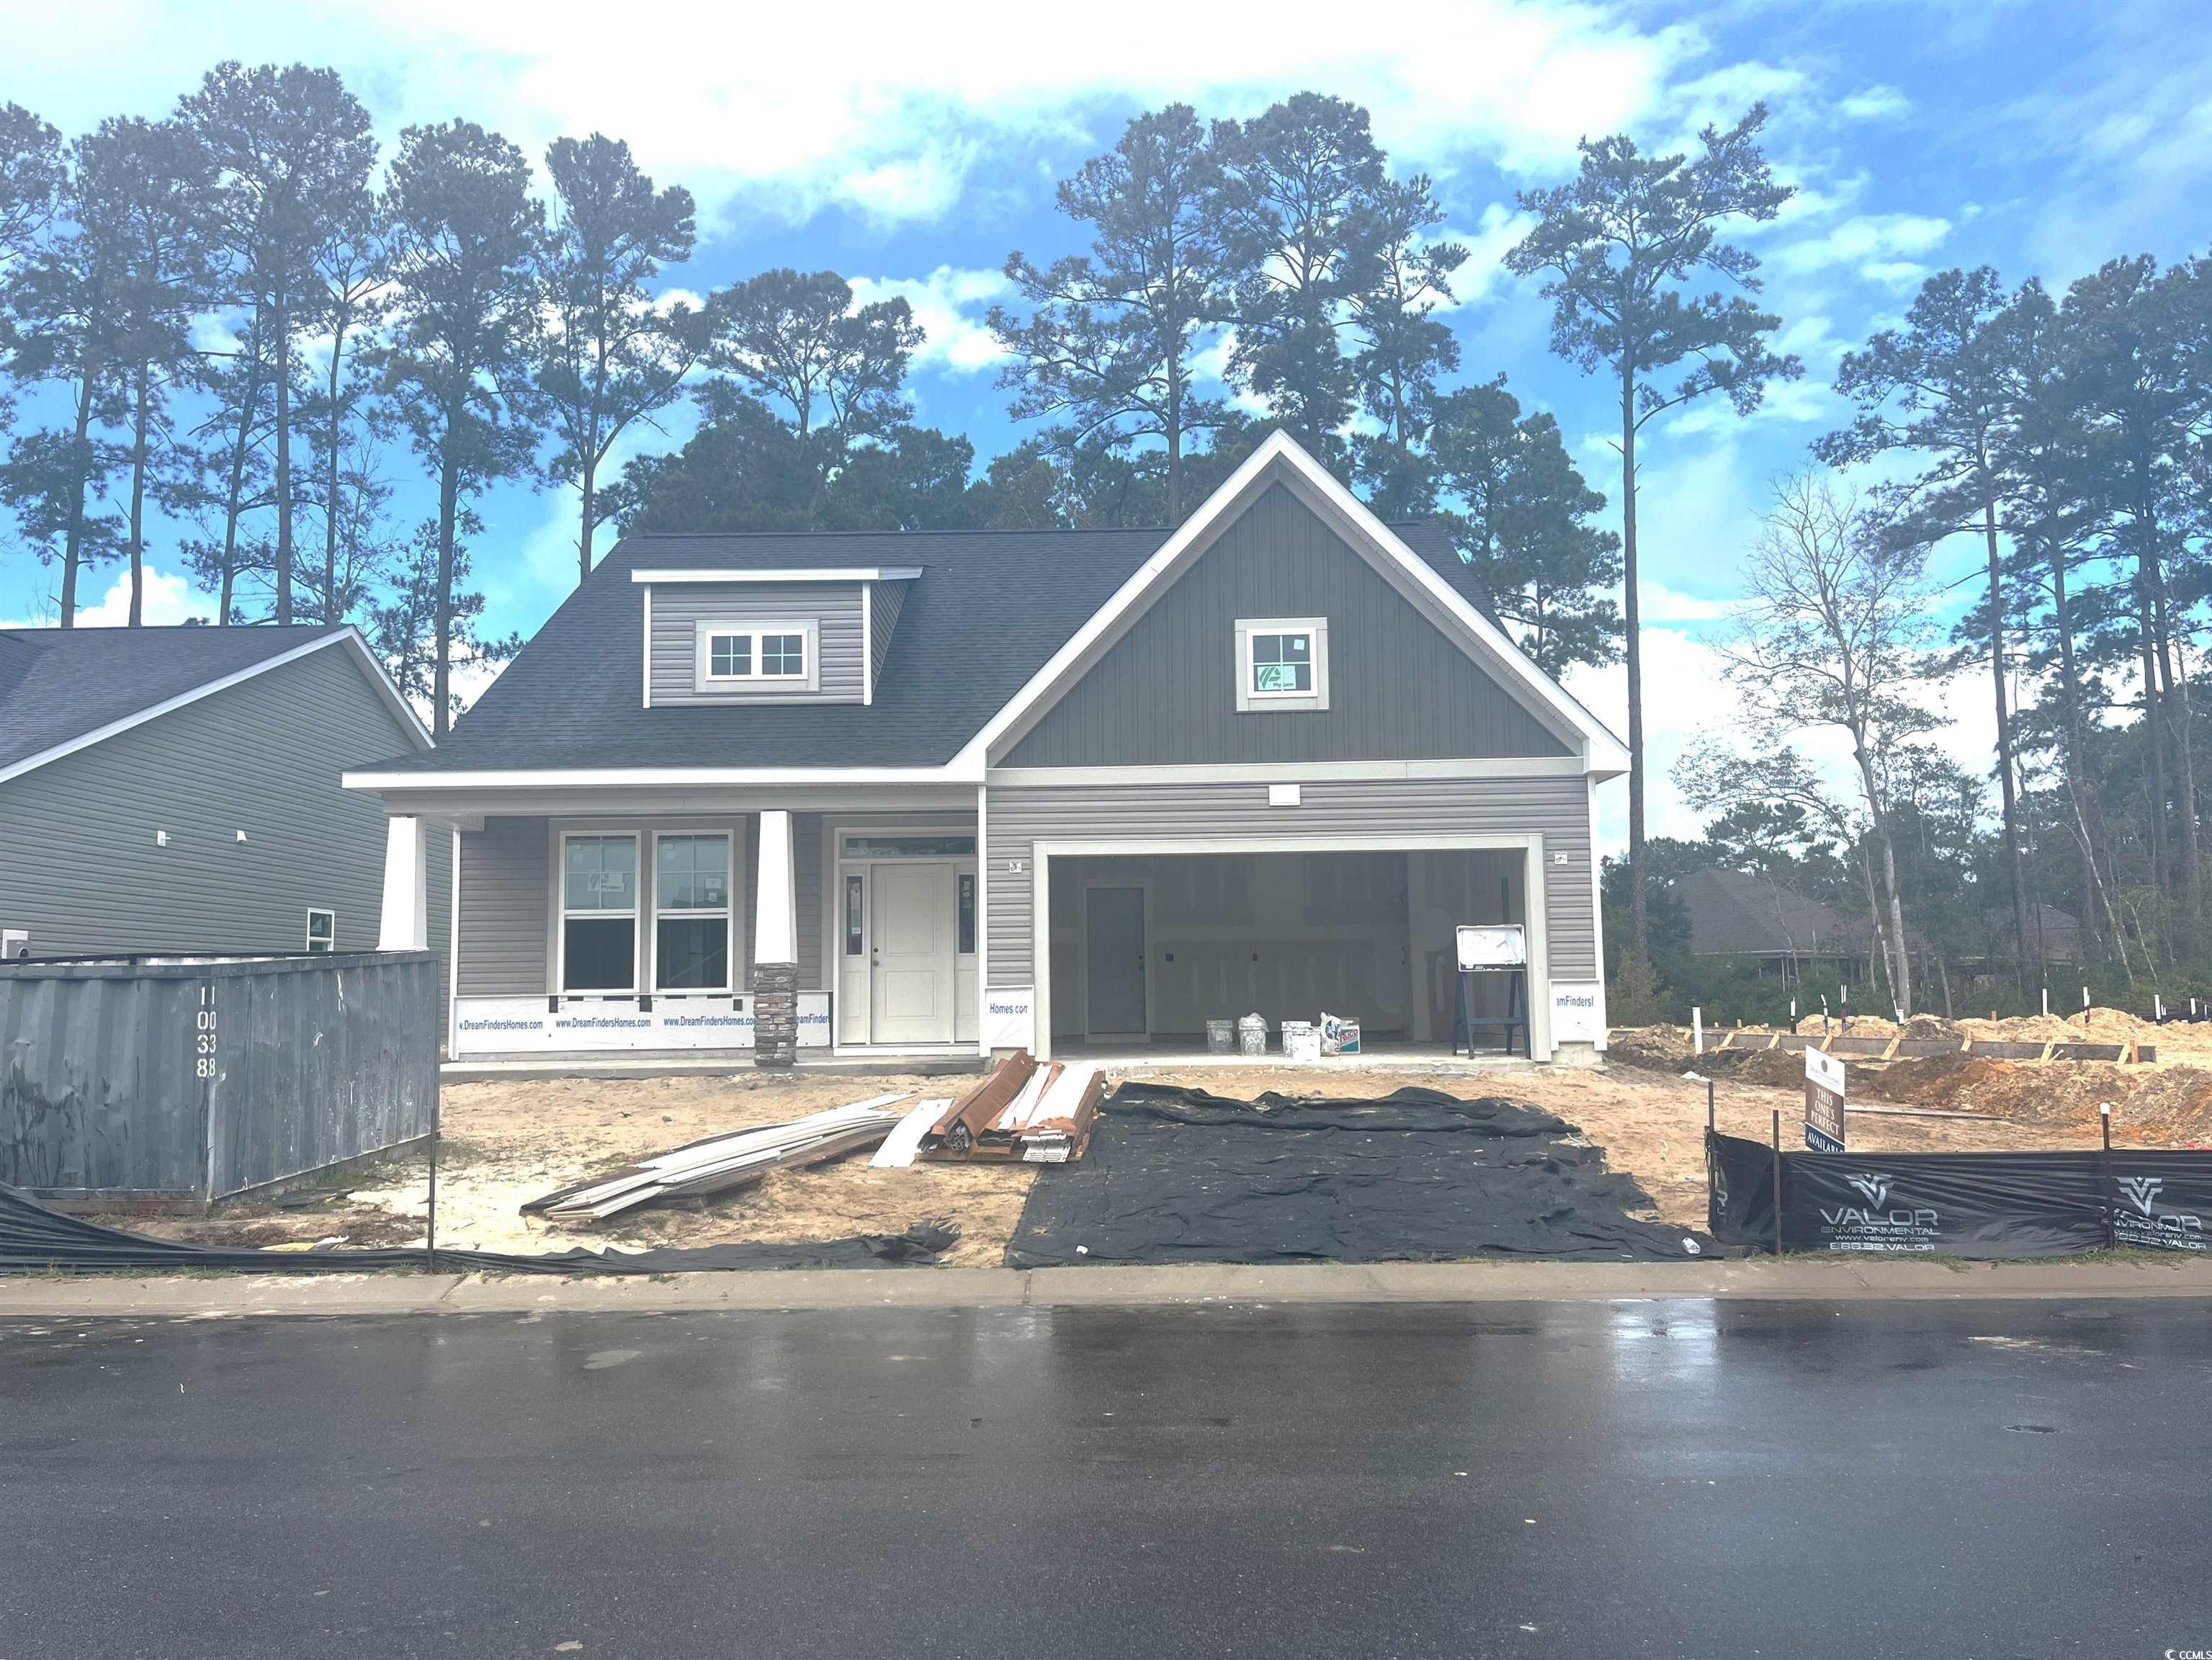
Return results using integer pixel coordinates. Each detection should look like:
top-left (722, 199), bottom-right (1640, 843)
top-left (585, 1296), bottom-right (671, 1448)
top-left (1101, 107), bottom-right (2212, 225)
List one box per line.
top-left (6, 0), bottom-right (2210, 847)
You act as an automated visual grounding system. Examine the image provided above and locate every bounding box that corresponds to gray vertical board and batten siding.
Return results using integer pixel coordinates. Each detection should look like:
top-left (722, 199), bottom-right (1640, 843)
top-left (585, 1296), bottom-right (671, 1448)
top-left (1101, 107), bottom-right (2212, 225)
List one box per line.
top-left (0, 952), bottom-right (439, 1200)
top-left (0, 642), bottom-right (447, 979)
top-left (1003, 483), bottom-right (1571, 767)
top-left (646, 582), bottom-right (864, 705)
top-left (984, 776), bottom-right (1598, 986)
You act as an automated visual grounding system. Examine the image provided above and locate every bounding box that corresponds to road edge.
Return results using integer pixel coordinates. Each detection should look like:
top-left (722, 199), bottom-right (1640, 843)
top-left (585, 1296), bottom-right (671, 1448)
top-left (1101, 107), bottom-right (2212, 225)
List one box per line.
top-left (2, 1256), bottom-right (2209, 1318)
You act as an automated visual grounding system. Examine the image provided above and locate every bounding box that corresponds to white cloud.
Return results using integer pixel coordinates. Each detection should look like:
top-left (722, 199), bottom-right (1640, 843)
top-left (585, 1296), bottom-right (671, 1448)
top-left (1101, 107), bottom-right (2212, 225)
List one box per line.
top-left (848, 266), bottom-right (1013, 375)
top-left (4, 565), bottom-right (210, 631)
top-left (1770, 213), bottom-right (1951, 286)
top-left (1435, 202), bottom-right (1537, 311)
top-left (1837, 84), bottom-right (1911, 122)
top-left (0, 0), bottom-right (1735, 233)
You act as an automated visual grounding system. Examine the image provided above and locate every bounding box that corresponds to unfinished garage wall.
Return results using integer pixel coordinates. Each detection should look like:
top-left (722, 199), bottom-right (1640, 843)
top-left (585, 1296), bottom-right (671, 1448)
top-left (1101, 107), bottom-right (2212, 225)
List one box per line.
top-left (1049, 852), bottom-right (1414, 1037)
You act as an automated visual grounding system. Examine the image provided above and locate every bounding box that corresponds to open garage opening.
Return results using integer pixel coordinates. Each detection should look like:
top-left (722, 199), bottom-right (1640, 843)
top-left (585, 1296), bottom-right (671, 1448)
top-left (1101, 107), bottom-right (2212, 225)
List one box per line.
top-left (1042, 847), bottom-right (1539, 1061)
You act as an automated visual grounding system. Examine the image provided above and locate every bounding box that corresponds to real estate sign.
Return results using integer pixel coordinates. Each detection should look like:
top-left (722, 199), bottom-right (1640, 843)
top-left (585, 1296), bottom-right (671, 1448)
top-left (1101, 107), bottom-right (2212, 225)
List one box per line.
top-left (1804, 1048), bottom-right (1847, 1153)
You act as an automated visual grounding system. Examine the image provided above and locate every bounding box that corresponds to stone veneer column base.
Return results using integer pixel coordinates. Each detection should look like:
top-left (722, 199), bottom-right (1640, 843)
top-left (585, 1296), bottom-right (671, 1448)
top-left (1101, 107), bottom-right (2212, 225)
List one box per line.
top-left (753, 961), bottom-right (798, 1068)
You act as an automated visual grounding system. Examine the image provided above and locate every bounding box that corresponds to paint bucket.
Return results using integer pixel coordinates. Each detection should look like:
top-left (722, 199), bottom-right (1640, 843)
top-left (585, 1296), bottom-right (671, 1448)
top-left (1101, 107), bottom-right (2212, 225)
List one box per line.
top-left (1206, 1018), bottom-right (1235, 1055)
top-left (1281, 1021), bottom-right (1321, 1062)
top-left (1237, 1013), bottom-right (1268, 1056)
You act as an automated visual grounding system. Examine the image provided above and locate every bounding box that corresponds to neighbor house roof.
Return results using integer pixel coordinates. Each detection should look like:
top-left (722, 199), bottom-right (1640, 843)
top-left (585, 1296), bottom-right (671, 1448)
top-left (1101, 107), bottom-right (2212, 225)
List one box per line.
top-left (0, 623), bottom-right (429, 785)
top-left (1679, 867), bottom-right (1863, 960)
top-left (357, 509), bottom-right (1496, 779)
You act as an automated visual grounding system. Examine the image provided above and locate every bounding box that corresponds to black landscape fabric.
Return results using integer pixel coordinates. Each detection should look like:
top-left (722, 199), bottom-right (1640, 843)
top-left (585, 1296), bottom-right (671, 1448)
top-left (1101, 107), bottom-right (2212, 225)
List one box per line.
top-left (0, 1182), bottom-right (956, 1275)
top-left (1006, 1084), bottom-right (1714, 1267)
top-left (1706, 1131), bottom-right (2212, 1257)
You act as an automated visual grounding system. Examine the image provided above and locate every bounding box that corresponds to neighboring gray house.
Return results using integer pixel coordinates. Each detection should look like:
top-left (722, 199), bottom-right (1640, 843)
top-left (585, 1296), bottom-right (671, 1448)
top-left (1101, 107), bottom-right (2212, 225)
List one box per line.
top-left (0, 624), bottom-right (447, 979)
top-left (349, 434), bottom-right (1626, 1066)
top-left (1678, 867), bottom-right (1866, 983)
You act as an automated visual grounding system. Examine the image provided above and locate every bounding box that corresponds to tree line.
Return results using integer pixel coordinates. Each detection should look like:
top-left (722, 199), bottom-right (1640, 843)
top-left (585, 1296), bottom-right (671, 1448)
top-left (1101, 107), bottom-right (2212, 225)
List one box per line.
top-left (1654, 254), bottom-right (2212, 1019)
top-left (0, 72), bottom-right (1646, 739)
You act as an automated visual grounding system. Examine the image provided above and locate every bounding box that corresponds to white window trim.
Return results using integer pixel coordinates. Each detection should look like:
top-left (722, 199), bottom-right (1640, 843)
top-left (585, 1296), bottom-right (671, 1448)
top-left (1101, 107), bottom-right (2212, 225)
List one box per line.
top-left (558, 830), bottom-right (641, 996)
top-left (1235, 616), bottom-right (1330, 713)
top-left (694, 618), bottom-right (820, 693)
top-left (649, 829), bottom-right (735, 996)
top-left (305, 908), bottom-right (336, 952)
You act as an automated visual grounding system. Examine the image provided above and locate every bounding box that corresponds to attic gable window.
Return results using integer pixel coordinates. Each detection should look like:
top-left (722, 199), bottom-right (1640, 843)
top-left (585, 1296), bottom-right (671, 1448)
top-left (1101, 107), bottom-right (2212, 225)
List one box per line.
top-left (1235, 616), bottom-right (1330, 713)
top-left (694, 619), bottom-right (819, 693)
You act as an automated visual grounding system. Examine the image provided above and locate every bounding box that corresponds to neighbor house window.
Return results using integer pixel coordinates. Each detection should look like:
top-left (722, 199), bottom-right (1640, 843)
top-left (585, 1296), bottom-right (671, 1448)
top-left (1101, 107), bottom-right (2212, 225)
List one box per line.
top-left (695, 620), bottom-right (818, 692)
top-left (1234, 616), bottom-right (1330, 712)
top-left (562, 834), bottom-right (637, 993)
top-left (653, 834), bottom-right (731, 991)
top-left (305, 909), bottom-right (335, 952)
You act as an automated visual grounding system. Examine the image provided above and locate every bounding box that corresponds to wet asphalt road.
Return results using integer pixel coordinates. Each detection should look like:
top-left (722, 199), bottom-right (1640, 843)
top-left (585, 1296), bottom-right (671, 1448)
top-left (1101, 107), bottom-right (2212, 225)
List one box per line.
top-left (2, 1299), bottom-right (2208, 1659)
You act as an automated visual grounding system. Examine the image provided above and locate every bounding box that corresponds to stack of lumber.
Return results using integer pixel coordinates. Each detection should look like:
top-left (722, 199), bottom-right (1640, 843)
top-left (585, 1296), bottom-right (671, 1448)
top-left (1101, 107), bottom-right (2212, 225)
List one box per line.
top-left (522, 1094), bottom-right (911, 1222)
top-left (918, 1052), bottom-right (1104, 1163)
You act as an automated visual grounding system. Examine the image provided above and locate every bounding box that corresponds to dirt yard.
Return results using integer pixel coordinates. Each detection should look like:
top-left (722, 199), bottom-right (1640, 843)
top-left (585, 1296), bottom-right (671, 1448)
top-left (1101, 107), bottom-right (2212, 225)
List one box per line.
top-left (95, 1018), bottom-right (2212, 1263)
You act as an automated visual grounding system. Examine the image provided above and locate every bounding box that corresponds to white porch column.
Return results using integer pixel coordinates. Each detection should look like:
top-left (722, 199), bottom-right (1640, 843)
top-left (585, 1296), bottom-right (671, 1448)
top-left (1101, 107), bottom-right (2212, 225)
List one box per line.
top-left (751, 809), bottom-right (799, 1066)
top-left (377, 815), bottom-right (429, 951)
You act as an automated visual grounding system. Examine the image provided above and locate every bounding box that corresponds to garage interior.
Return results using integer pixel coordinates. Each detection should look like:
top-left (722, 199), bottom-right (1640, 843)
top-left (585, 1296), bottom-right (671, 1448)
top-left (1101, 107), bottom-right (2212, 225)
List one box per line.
top-left (1045, 848), bottom-right (1531, 1057)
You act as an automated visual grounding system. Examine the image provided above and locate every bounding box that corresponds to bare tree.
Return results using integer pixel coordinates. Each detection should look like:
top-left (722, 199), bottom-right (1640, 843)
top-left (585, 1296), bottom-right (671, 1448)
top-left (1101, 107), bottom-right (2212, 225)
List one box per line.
top-left (1706, 476), bottom-right (1935, 1013)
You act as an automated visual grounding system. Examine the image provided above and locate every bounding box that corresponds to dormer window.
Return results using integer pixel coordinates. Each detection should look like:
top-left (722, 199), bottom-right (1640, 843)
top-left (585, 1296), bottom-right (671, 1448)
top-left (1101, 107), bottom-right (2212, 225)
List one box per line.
top-left (1235, 615), bottom-right (1330, 713)
top-left (694, 619), bottom-right (820, 693)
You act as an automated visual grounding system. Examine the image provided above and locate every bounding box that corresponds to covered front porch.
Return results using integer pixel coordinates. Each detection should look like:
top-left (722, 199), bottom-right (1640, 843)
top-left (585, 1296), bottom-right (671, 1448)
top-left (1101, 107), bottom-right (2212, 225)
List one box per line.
top-left (370, 785), bottom-right (988, 1065)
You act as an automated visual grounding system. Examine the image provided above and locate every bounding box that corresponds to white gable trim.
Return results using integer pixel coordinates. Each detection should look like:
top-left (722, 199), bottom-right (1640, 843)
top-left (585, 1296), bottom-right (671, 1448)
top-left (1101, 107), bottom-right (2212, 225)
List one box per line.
top-left (629, 566), bottom-right (921, 585)
top-left (951, 432), bottom-right (1629, 777)
top-left (0, 627), bottom-right (431, 789)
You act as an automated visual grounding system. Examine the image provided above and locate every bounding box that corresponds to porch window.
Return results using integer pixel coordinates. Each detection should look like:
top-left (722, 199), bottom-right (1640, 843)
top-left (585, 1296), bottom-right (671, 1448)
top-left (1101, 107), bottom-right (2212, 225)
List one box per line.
top-left (1235, 616), bottom-right (1330, 713)
top-left (653, 834), bottom-right (731, 991)
top-left (695, 620), bottom-right (818, 692)
top-left (562, 834), bottom-right (637, 993)
top-left (844, 874), bottom-right (864, 956)
top-left (957, 873), bottom-right (976, 955)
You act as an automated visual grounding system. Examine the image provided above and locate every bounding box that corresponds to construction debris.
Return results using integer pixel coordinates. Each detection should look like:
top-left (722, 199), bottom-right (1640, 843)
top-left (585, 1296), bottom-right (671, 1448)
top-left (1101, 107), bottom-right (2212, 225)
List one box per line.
top-left (919, 1052), bottom-right (1104, 1163)
top-left (871, 1098), bottom-right (954, 1169)
top-left (523, 1094), bottom-right (912, 1221)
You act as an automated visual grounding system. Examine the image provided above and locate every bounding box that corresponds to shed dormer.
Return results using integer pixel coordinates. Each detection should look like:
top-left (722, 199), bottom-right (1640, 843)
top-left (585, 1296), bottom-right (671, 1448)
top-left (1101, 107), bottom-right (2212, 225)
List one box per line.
top-left (635, 566), bottom-right (919, 708)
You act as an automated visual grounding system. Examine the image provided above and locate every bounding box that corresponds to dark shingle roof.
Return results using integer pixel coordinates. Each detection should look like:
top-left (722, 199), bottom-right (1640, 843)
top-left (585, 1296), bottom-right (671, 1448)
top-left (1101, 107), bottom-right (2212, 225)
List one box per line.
top-left (0, 623), bottom-right (351, 775)
top-left (1680, 867), bottom-right (1862, 960)
top-left (377, 517), bottom-right (1483, 775)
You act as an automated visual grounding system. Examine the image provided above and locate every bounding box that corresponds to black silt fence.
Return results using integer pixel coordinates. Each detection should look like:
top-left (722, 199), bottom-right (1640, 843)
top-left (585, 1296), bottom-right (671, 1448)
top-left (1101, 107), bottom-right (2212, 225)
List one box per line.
top-left (1707, 1130), bottom-right (2212, 1258)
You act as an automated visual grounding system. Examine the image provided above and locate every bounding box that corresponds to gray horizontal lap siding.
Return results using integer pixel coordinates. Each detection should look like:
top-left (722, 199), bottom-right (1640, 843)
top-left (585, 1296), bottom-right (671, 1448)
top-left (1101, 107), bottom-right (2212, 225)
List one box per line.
top-left (648, 583), bottom-right (864, 705)
top-left (457, 817), bottom-right (549, 997)
top-left (456, 811), bottom-right (823, 997)
top-left (984, 776), bottom-right (1595, 985)
top-left (1003, 483), bottom-right (1570, 767)
top-left (0, 643), bottom-right (441, 968)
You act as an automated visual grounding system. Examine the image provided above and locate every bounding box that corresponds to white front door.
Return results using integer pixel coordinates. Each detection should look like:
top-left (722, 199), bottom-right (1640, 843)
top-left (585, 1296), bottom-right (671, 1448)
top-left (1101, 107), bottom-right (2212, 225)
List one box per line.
top-left (870, 862), bottom-right (954, 1044)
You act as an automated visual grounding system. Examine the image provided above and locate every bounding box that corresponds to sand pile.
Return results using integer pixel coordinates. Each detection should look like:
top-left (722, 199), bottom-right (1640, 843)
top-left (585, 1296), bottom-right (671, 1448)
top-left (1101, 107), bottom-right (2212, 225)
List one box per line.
top-left (1858, 1053), bottom-right (2212, 1145)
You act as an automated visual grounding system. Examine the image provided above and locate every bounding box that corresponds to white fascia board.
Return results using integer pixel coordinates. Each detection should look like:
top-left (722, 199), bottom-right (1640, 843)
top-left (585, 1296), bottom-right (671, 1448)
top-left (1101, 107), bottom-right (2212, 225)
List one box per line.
top-left (343, 760), bottom-right (985, 793)
top-left (987, 756), bottom-right (1590, 787)
top-left (0, 627), bottom-right (428, 789)
top-left (629, 567), bottom-right (922, 585)
top-left (950, 430), bottom-right (1629, 775)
